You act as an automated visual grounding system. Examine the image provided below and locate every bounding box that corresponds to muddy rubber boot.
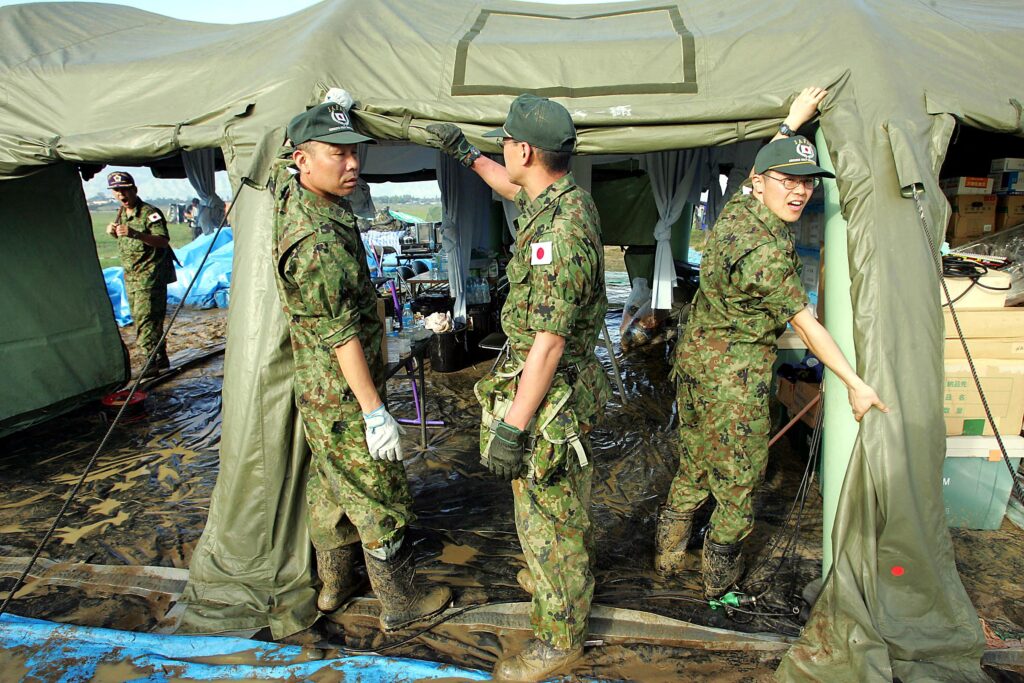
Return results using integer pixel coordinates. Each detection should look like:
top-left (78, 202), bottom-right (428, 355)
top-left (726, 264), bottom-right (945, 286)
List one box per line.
top-left (516, 567), bottom-right (536, 596)
top-left (364, 544), bottom-right (451, 631)
top-left (701, 538), bottom-right (744, 599)
top-left (316, 545), bottom-right (361, 613)
top-left (493, 638), bottom-right (583, 682)
top-left (654, 506), bottom-right (694, 577)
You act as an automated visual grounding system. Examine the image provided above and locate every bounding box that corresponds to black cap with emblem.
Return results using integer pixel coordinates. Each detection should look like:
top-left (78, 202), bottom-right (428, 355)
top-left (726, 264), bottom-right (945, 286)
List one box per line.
top-left (287, 102), bottom-right (375, 146)
top-left (107, 171), bottom-right (136, 188)
top-left (753, 136), bottom-right (835, 178)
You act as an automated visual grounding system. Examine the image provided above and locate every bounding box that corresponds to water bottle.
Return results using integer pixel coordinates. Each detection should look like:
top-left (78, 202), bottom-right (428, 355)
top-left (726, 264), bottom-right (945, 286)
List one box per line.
top-left (439, 250), bottom-right (448, 276)
top-left (401, 302), bottom-right (415, 330)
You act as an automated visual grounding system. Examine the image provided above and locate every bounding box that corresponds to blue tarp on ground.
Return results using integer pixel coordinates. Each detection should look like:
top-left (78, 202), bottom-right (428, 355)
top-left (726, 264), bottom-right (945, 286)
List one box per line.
top-left (0, 614), bottom-right (489, 682)
top-left (103, 229), bottom-right (234, 326)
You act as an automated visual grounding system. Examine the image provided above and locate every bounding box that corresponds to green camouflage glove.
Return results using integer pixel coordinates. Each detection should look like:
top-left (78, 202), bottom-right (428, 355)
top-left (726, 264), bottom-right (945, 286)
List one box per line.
top-left (484, 419), bottom-right (527, 481)
top-left (425, 123), bottom-right (481, 168)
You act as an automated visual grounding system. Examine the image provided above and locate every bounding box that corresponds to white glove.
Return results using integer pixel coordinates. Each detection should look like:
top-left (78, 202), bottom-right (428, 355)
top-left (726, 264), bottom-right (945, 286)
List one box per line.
top-left (362, 405), bottom-right (404, 462)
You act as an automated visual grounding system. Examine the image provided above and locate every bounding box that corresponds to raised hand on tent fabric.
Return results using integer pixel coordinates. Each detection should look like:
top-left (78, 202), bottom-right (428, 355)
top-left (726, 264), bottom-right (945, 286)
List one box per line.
top-left (362, 405), bottom-right (405, 462)
top-left (424, 123), bottom-right (481, 168)
top-left (771, 86), bottom-right (828, 142)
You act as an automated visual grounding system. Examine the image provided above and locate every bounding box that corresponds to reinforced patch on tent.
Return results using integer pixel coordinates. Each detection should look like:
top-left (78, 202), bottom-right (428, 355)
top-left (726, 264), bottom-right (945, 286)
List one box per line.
top-left (452, 6), bottom-right (698, 97)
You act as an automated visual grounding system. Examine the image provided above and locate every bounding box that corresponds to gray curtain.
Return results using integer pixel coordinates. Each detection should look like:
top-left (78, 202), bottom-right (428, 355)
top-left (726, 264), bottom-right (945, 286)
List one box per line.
top-left (436, 153), bottom-right (491, 322)
top-left (706, 140), bottom-right (761, 227)
top-left (182, 148), bottom-right (227, 234)
top-left (639, 149), bottom-right (707, 309)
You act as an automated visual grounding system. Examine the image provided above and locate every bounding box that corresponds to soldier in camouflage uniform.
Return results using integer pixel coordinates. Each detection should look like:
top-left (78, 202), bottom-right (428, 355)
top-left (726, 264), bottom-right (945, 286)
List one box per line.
top-left (655, 88), bottom-right (888, 599)
top-left (426, 93), bottom-right (611, 683)
top-left (271, 102), bottom-right (450, 634)
top-left (106, 171), bottom-right (177, 377)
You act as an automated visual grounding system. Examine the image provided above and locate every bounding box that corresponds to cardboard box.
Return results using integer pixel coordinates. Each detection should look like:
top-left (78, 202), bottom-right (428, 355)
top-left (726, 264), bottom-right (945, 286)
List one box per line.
top-left (776, 377), bottom-right (821, 429)
top-left (943, 358), bottom-right (1024, 436)
top-left (940, 271), bottom-right (1011, 308)
top-left (944, 338), bottom-right (1024, 360)
top-left (943, 435), bottom-right (1024, 529)
top-left (942, 307), bottom-right (1024, 340)
top-left (946, 194), bottom-right (997, 238)
top-left (940, 176), bottom-right (993, 196)
top-left (996, 194), bottom-right (1024, 232)
top-left (990, 157), bottom-right (1024, 173)
top-left (989, 171), bottom-right (1024, 195)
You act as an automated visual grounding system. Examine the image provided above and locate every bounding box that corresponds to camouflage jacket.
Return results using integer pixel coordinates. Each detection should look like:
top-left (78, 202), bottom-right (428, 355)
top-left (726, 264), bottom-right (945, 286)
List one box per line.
top-left (117, 200), bottom-right (176, 289)
top-left (272, 166), bottom-right (384, 421)
top-left (674, 192), bottom-right (807, 405)
top-left (499, 172), bottom-right (611, 426)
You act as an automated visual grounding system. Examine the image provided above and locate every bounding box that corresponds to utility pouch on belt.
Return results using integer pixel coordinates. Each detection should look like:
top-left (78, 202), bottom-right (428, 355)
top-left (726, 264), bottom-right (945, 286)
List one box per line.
top-left (474, 358), bottom-right (588, 483)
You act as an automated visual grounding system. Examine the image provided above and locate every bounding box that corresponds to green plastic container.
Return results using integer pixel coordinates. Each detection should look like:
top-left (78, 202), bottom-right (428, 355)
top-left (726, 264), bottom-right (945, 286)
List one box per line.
top-left (942, 435), bottom-right (1023, 529)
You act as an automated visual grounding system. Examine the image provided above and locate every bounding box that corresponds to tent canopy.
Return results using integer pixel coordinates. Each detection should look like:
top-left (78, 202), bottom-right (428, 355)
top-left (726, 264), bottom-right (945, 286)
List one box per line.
top-left (2, 1), bottom-right (1023, 681)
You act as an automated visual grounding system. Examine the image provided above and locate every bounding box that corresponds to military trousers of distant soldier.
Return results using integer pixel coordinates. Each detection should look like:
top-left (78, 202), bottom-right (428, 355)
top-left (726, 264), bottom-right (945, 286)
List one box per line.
top-left (512, 431), bottom-right (595, 651)
top-left (666, 381), bottom-right (771, 545)
top-left (300, 404), bottom-right (414, 557)
top-left (127, 283), bottom-right (168, 361)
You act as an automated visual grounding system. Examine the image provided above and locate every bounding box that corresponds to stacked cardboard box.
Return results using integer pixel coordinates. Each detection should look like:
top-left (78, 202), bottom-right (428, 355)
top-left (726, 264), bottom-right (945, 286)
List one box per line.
top-left (988, 159), bottom-right (1024, 234)
top-left (946, 193), bottom-right (997, 247)
top-left (943, 307), bottom-right (1024, 436)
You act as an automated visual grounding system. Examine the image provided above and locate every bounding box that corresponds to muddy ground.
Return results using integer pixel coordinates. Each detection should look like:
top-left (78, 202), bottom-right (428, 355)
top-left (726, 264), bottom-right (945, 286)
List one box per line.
top-left (0, 304), bottom-right (1021, 681)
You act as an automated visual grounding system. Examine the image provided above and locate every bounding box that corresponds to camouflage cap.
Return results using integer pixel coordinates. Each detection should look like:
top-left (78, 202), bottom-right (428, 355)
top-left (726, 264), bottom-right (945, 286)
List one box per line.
top-left (107, 171), bottom-right (136, 188)
top-left (287, 102), bottom-right (374, 146)
top-left (482, 93), bottom-right (576, 152)
top-left (753, 136), bottom-right (835, 178)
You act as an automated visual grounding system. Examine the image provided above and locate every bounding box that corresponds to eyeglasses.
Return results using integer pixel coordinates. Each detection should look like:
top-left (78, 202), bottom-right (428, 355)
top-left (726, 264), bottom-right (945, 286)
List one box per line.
top-left (762, 173), bottom-right (820, 190)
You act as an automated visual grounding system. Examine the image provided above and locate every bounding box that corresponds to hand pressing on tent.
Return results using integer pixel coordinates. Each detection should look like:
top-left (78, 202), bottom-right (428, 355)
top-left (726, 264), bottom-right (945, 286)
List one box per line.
top-left (424, 123), bottom-right (481, 168)
top-left (363, 405), bottom-right (405, 462)
top-left (773, 86), bottom-right (828, 142)
top-left (484, 420), bottom-right (526, 481)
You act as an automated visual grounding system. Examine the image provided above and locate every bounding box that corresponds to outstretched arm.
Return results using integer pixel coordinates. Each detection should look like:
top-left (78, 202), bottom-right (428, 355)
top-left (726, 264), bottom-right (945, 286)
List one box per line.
top-left (771, 86), bottom-right (828, 142)
top-left (789, 307), bottom-right (889, 422)
top-left (424, 124), bottom-right (519, 200)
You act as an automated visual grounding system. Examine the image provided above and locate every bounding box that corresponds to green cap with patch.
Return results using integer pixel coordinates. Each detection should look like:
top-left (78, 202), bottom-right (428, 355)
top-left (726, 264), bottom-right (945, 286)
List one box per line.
top-left (287, 102), bottom-right (374, 146)
top-left (482, 93), bottom-right (576, 152)
top-left (753, 135), bottom-right (835, 178)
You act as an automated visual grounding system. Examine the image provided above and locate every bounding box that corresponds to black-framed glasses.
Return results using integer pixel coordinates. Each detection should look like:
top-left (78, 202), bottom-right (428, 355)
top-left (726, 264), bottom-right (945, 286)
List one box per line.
top-left (763, 173), bottom-right (820, 190)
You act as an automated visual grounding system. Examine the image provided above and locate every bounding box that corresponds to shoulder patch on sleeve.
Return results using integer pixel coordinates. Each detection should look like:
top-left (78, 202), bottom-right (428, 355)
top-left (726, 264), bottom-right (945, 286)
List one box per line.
top-left (530, 241), bottom-right (553, 265)
top-left (148, 211), bottom-right (162, 224)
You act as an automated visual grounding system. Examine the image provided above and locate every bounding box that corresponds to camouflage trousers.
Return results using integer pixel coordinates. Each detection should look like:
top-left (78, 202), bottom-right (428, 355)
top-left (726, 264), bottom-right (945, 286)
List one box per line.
top-left (301, 405), bottom-right (414, 558)
top-left (127, 283), bottom-right (168, 359)
top-left (512, 435), bottom-right (594, 650)
top-left (666, 382), bottom-right (770, 545)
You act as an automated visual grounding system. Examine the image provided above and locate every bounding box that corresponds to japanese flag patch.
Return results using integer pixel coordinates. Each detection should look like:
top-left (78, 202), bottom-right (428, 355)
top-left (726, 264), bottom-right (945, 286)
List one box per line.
top-left (148, 212), bottom-right (162, 223)
top-left (530, 241), bottom-right (552, 265)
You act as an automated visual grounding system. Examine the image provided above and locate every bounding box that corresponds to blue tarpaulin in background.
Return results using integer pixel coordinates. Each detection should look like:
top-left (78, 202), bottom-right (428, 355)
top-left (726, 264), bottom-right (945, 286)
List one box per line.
top-left (0, 614), bottom-right (489, 682)
top-left (103, 229), bottom-right (234, 326)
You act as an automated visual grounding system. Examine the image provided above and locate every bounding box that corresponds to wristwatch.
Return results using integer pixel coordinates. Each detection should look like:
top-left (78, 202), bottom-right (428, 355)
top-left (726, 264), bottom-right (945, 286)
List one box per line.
top-left (779, 122), bottom-right (797, 137)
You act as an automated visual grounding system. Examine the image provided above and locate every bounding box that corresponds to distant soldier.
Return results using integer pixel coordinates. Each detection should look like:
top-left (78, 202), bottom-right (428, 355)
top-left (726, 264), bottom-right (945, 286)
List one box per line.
top-left (270, 101), bottom-right (450, 636)
top-left (426, 94), bottom-right (611, 682)
top-left (106, 171), bottom-right (176, 376)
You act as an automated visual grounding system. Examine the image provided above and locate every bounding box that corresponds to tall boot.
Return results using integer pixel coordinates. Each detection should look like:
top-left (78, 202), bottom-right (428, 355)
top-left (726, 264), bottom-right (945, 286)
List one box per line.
top-left (701, 538), bottom-right (744, 599)
top-left (654, 506), bottom-right (694, 577)
top-left (316, 545), bottom-right (362, 613)
top-left (493, 638), bottom-right (583, 682)
top-left (363, 542), bottom-right (451, 631)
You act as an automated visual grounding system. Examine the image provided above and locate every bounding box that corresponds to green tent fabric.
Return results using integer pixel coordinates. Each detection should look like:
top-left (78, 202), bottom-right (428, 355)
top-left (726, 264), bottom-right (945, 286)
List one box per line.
top-left (0, 164), bottom-right (128, 437)
top-left (2, 0), bottom-right (1022, 678)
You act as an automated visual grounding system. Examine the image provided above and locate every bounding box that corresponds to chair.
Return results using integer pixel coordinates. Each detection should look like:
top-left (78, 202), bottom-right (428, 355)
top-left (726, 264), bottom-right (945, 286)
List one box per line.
top-left (411, 260), bottom-right (430, 275)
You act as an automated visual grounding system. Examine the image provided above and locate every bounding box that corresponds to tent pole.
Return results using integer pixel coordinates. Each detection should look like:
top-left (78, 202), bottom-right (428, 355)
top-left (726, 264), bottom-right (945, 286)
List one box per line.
top-left (815, 130), bottom-right (859, 576)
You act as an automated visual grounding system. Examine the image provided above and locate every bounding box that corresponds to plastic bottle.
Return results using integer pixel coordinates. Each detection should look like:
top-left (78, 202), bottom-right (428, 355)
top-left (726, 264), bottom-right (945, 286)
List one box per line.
top-left (439, 250), bottom-right (448, 276)
top-left (401, 301), bottom-right (415, 330)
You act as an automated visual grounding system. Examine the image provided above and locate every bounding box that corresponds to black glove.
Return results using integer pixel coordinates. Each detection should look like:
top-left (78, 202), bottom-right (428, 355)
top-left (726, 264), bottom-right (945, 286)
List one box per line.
top-left (484, 419), bottom-right (527, 481)
top-left (425, 123), bottom-right (481, 168)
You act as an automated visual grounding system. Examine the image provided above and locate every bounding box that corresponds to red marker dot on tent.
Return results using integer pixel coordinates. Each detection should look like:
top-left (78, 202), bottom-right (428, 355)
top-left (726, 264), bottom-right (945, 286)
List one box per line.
top-left (891, 566), bottom-right (905, 577)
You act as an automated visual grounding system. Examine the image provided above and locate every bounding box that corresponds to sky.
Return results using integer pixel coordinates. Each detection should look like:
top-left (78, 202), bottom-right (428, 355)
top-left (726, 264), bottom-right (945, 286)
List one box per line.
top-left (2, 0), bottom-right (619, 201)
